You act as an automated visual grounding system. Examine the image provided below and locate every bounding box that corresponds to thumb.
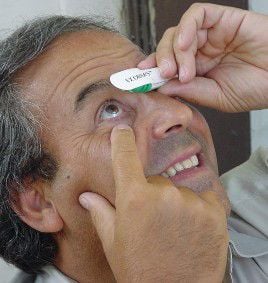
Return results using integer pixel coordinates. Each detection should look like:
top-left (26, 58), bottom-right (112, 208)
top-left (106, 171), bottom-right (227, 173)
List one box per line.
top-left (79, 192), bottom-right (115, 257)
top-left (159, 77), bottom-right (227, 112)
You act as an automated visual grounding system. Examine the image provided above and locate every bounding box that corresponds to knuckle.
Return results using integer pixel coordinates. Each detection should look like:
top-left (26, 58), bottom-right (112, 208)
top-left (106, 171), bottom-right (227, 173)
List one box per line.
top-left (155, 43), bottom-right (165, 53)
top-left (190, 2), bottom-right (202, 10)
top-left (173, 46), bottom-right (183, 57)
top-left (164, 27), bottom-right (176, 37)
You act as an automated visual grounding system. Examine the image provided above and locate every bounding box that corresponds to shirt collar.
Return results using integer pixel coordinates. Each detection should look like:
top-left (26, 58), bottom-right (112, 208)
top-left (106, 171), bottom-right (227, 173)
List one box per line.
top-left (228, 227), bottom-right (268, 258)
top-left (37, 266), bottom-right (77, 283)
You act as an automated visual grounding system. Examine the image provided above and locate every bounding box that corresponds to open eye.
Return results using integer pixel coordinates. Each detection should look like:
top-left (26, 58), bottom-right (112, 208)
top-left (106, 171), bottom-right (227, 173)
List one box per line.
top-left (99, 100), bottom-right (123, 120)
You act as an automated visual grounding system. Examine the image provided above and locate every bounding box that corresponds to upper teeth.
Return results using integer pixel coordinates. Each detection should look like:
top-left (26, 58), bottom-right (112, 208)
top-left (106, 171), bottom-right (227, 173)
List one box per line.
top-left (161, 155), bottom-right (199, 178)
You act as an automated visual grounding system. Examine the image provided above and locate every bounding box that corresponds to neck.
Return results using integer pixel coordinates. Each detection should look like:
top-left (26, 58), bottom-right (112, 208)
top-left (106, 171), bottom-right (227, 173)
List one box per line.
top-left (55, 230), bottom-right (116, 283)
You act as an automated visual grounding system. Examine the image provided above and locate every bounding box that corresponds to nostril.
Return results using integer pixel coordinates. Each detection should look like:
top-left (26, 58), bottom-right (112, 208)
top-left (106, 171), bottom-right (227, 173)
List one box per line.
top-left (166, 124), bottom-right (182, 133)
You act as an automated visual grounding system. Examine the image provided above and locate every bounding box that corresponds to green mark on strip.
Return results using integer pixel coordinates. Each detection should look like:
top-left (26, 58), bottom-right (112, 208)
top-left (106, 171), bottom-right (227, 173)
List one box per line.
top-left (129, 83), bottom-right (152, 93)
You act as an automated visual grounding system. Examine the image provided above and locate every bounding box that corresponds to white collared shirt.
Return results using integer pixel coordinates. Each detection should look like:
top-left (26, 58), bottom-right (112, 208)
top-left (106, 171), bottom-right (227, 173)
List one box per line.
top-left (222, 146), bottom-right (268, 282)
top-left (34, 266), bottom-right (76, 283)
top-left (11, 265), bottom-right (76, 283)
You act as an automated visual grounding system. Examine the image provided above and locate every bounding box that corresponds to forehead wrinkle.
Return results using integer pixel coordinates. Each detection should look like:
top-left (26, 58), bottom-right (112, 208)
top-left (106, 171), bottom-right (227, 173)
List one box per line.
top-left (49, 46), bottom-right (143, 104)
top-left (48, 52), bottom-right (119, 102)
top-left (108, 45), bottom-right (143, 60)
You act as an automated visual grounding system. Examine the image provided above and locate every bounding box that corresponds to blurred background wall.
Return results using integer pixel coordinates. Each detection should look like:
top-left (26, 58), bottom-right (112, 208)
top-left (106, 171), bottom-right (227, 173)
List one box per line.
top-left (0, 0), bottom-right (124, 39)
top-left (0, 0), bottom-right (267, 281)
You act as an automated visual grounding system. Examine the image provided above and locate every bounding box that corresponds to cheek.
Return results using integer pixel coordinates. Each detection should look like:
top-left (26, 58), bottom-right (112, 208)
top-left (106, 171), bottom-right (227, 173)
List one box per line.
top-left (191, 110), bottom-right (211, 139)
top-left (51, 131), bottom-right (116, 221)
top-left (86, 136), bottom-right (116, 204)
top-left (190, 110), bottom-right (217, 165)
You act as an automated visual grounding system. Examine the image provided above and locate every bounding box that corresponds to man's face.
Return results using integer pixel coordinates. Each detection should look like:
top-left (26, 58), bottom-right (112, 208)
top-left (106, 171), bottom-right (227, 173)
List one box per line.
top-left (20, 30), bottom-right (229, 257)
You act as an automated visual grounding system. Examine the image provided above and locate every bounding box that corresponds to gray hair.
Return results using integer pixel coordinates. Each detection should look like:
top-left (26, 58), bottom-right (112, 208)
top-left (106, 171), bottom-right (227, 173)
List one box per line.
top-left (0, 15), bottom-right (117, 274)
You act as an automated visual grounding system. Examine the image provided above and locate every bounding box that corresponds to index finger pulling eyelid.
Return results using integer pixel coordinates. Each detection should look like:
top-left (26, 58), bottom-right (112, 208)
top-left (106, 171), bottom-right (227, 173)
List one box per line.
top-left (111, 125), bottom-right (147, 191)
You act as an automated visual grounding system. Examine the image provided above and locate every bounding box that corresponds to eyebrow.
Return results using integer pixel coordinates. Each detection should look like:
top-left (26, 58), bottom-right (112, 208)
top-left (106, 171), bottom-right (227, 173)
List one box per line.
top-left (75, 79), bottom-right (112, 112)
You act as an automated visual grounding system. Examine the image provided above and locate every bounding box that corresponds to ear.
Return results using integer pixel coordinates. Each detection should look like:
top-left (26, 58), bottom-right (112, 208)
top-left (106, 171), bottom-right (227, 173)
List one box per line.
top-left (13, 179), bottom-right (64, 233)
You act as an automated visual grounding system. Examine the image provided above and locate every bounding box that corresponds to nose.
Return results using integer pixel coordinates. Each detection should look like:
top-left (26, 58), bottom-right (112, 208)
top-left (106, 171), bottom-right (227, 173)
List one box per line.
top-left (137, 93), bottom-right (193, 139)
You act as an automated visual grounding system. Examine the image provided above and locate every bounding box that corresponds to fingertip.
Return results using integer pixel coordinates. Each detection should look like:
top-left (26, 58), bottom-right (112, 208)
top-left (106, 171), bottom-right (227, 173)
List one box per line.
top-left (159, 59), bottom-right (177, 79)
top-left (163, 68), bottom-right (178, 79)
top-left (137, 60), bottom-right (148, 69)
top-left (110, 124), bottom-right (132, 143)
top-left (79, 193), bottom-right (93, 209)
top-left (137, 53), bottom-right (157, 69)
top-left (137, 61), bottom-right (146, 69)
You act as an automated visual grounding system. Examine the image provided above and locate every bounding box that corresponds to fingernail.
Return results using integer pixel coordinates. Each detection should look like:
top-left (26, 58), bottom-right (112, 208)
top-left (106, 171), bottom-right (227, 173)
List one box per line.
top-left (114, 124), bottom-right (131, 130)
top-left (79, 194), bottom-right (92, 209)
top-left (159, 60), bottom-right (170, 76)
top-left (111, 124), bottom-right (131, 142)
top-left (179, 65), bottom-right (187, 82)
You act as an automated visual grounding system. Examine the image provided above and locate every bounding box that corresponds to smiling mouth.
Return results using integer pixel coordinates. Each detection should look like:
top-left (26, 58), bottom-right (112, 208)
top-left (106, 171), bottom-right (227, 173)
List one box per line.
top-left (161, 154), bottom-right (200, 178)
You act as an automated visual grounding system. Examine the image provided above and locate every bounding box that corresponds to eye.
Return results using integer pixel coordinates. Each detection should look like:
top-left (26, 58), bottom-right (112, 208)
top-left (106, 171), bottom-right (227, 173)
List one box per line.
top-left (99, 100), bottom-right (123, 120)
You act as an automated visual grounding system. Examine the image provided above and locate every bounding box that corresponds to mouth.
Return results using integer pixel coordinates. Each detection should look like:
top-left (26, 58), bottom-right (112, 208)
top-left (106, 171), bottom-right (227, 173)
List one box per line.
top-left (159, 145), bottom-right (208, 183)
top-left (161, 153), bottom-right (200, 178)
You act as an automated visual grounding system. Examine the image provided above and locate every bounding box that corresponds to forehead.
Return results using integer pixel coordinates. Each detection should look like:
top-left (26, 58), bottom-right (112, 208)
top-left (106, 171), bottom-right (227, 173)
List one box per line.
top-left (18, 30), bottom-right (144, 103)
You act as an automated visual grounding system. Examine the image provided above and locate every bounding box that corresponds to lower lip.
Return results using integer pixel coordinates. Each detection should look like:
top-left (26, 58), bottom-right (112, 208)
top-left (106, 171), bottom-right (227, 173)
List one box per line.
top-left (168, 153), bottom-right (208, 182)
